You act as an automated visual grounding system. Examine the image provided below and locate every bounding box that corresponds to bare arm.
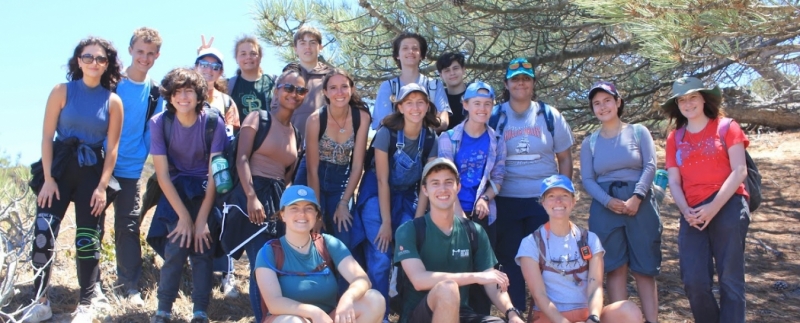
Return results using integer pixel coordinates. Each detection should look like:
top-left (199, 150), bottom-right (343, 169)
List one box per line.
top-left (305, 112), bottom-right (323, 204)
top-left (694, 143), bottom-right (748, 230)
top-left (90, 94), bottom-right (123, 216)
top-left (37, 84), bottom-right (66, 208)
top-left (401, 258), bottom-right (503, 292)
top-left (585, 251), bottom-right (606, 319)
top-left (483, 267), bottom-right (523, 322)
top-left (341, 110), bottom-right (370, 204)
top-left (519, 256), bottom-right (570, 323)
top-left (435, 111), bottom-right (449, 133)
top-left (555, 149), bottom-right (573, 178)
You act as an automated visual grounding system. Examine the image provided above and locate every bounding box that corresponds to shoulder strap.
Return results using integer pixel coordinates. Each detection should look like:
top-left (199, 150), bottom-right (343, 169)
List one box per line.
top-left (163, 111), bottom-right (175, 150)
top-left (455, 216), bottom-right (479, 269)
top-left (632, 124), bottom-right (643, 146)
top-left (390, 77), bottom-right (401, 112)
top-left (312, 233), bottom-right (337, 277)
top-left (252, 110), bottom-right (272, 154)
top-left (537, 101), bottom-right (555, 138)
top-left (203, 107), bottom-right (220, 161)
top-left (532, 227), bottom-right (546, 272)
top-left (427, 77), bottom-right (439, 93)
top-left (268, 239), bottom-right (285, 273)
top-left (718, 117), bottom-right (733, 150)
top-left (675, 126), bottom-right (687, 146)
top-left (488, 104), bottom-right (507, 140)
top-left (387, 130), bottom-right (400, 162)
top-left (319, 106), bottom-right (328, 141)
top-left (352, 106), bottom-right (361, 137)
top-left (227, 76), bottom-right (238, 95)
top-left (413, 216), bottom-right (427, 252)
top-left (224, 94), bottom-right (232, 111)
top-left (144, 79), bottom-right (160, 133)
top-left (589, 129), bottom-right (601, 157)
top-left (421, 127), bottom-right (436, 161)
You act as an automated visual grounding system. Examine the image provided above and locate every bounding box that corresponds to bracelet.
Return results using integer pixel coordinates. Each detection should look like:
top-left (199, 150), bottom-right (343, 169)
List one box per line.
top-left (338, 200), bottom-right (348, 206)
top-left (505, 307), bottom-right (521, 319)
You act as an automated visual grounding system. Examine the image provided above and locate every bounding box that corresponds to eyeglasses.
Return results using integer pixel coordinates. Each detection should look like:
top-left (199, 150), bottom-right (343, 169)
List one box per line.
top-left (508, 62), bottom-right (533, 70)
top-left (277, 83), bottom-right (309, 95)
top-left (197, 61), bottom-right (222, 71)
top-left (79, 54), bottom-right (109, 66)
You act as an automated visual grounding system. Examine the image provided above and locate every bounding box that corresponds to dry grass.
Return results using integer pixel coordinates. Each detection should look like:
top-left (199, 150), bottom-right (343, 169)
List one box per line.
top-left (4, 130), bottom-right (800, 322)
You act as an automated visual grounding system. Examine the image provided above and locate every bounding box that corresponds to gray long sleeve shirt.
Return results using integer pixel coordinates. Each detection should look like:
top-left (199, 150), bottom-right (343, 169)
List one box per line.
top-left (580, 124), bottom-right (656, 207)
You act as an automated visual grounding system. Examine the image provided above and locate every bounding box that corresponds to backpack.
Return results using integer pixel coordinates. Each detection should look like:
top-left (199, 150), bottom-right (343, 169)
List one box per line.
top-left (488, 101), bottom-right (555, 143)
top-left (259, 233), bottom-right (337, 320)
top-left (318, 105), bottom-right (362, 172)
top-left (391, 215), bottom-right (479, 314)
top-left (363, 126), bottom-right (436, 173)
top-left (588, 123), bottom-right (645, 156)
top-left (389, 76), bottom-right (441, 111)
top-left (674, 117), bottom-right (762, 212)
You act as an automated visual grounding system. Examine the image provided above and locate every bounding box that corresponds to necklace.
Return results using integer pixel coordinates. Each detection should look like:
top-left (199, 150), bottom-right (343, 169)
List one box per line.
top-left (329, 107), bottom-right (349, 133)
top-left (285, 234), bottom-right (311, 249)
top-left (545, 222), bottom-right (575, 261)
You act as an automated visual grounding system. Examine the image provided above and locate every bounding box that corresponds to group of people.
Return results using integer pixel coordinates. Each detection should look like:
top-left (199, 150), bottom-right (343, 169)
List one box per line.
top-left (26, 24), bottom-right (752, 323)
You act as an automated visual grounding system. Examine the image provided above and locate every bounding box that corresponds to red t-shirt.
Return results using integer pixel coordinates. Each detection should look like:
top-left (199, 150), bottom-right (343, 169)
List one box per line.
top-left (665, 117), bottom-right (749, 206)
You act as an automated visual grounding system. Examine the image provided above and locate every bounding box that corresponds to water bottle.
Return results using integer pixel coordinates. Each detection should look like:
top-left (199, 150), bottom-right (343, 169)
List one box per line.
top-left (211, 155), bottom-right (233, 194)
top-left (654, 169), bottom-right (668, 190)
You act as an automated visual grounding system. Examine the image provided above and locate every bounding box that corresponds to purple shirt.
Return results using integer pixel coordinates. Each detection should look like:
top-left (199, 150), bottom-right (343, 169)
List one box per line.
top-left (150, 110), bottom-right (226, 179)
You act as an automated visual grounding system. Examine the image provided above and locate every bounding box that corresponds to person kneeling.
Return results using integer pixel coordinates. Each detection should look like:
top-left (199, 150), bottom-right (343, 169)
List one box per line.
top-left (254, 185), bottom-right (385, 323)
top-left (516, 175), bottom-right (643, 323)
top-left (393, 158), bottom-right (524, 323)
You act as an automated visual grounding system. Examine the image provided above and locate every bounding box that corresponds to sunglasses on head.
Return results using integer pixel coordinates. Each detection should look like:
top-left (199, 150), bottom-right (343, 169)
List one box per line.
top-left (277, 83), bottom-right (309, 95)
top-left (79, 54), bottom-right (109, 66)
top-left (508, 62), bottom-right (533, 70)
top-left (197, 61), bottom-right (222, 71)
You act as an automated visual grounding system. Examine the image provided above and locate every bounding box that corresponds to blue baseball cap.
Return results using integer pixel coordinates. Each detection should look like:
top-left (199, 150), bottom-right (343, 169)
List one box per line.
top-left (462, 81), bottom-right (495, 101)
top-left (540, 174), bottom-right (575, 198)
top-left (280, 185), bottom-right (320, 210)
top-left (393, 83), bottom-right (429, 103)
top-left (506, 57), bottom-right (535, 80)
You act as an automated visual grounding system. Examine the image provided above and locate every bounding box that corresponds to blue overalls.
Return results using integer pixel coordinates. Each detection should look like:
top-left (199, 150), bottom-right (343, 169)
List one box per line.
top-left (351, 129), bottom-right (426, 317)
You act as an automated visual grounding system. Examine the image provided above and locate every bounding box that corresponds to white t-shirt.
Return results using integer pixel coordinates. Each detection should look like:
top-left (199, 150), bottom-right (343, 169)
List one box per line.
top-left (515, 225), bottom-right (604, 311)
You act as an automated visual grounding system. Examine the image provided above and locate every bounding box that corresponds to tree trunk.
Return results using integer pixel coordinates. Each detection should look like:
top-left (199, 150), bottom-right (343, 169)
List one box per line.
top-left (722, 87), bottom-right (800, 130)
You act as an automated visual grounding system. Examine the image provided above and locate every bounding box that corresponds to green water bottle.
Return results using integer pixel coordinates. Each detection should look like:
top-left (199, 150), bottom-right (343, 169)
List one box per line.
top-left (211, 155), bottom-right (233, 194)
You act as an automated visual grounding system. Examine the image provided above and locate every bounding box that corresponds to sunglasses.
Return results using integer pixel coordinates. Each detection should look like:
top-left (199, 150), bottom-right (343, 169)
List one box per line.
top-left (277, 83), bottom-right (309, 95)
top-left (79, 54), bottom-right (109, 66)
top-left (508, 62), bottom-right (533, 70)
top-left (197, 61), bottom-right (223, 71)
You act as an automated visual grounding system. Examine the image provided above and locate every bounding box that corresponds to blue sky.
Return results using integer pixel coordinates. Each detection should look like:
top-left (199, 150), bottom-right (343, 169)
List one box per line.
top-left (0, 1), bottom-right (290, 165)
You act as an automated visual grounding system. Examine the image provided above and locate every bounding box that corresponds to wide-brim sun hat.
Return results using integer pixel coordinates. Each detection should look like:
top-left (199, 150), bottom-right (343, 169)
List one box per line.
top-left (660, 77), bottom-right (721, 111)
top-left (279, 185), bottom-right (320, 210)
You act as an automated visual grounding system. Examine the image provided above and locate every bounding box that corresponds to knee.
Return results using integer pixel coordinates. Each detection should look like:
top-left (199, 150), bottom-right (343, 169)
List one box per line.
top-left (359, 289), bottom-right (386, 314)
top-left (75, 227), bottom-right (102, 260)
top-left (602, 300), bottom-right (643, 323)
top-left (429, 280), bottom-right (460, 309)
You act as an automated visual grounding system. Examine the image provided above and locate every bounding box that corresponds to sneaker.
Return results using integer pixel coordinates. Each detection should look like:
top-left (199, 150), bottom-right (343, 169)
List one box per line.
top-left (91, 283), bottom-right (108, 303)
top-left (71, 305), bottom-right (94, 323)
top-left (21, 301), bottom-right (52, 323)
top-left (127, 289), bottom-right (145, 307)
top-left (221, 273), bottom-right (240, 298)
top-left (151, 312), bottom-right (172, 323)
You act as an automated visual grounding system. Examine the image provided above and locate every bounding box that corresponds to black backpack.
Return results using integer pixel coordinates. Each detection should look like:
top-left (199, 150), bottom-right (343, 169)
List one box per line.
top-left (674, 117), bottom-right (762, 212)
top-left (116, 75), bottom-right (161, 133)
top-left (390, 215), bottom-right (479, 314)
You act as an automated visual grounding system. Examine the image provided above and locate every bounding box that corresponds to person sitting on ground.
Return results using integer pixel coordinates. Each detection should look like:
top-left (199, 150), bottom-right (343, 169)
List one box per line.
top-left (393, 158), bottom-right (524, 323)
top-left (517, 174), bottom-right (643, 323)
top-left (146, 67), bottom-right (227, 323)
top-left (254, 185), bottom-right (385, 323)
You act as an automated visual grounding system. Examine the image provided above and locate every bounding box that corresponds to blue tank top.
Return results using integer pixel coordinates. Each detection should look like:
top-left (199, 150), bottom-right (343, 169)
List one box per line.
top-left (56, 80), bottom-right (110, 145)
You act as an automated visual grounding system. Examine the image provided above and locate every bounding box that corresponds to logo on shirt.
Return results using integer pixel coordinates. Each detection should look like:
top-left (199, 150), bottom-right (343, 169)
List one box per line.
top-left (452, 248), bottom-right (470, 258)
top-left (397, 245), bottom-right (409, 256)
top-left (241, 94), bottom-right (262, 114)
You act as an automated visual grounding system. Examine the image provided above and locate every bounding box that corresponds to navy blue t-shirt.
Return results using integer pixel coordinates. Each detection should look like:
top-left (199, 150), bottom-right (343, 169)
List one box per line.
top-left (455, 130), bottom-right (489, 211)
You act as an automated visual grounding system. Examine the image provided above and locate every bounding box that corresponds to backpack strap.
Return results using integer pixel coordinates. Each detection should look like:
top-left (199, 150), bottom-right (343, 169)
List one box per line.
top-left (390, 77), bottom-right (401, 112)
top-left (203, 107), bottom-right (221, 161)
top-left (421, 127), bottom-right (435, 161)
top-left (144, 79), bottom-right (161, 133)
top-left (537, 101), bottom-right (555, 139)
top-left (590, 124), bottom-right (643, 157)
top-left (413, 216), bottom-right (427, 251)
top-left (413, 215), bottom-right (478, 270)
top-left (318, 106), bottom-right (328, 141)
top-left (446, 129), bottom-right (460, 155)
top-left (533, 223), bottom-right (591, 285)
top-left (311, 233), bottom-right (337, 277)
top-left (252, 110), bottom-right (272, 154)
top-left (488, 104), bottom-right (506, 140)
top-left (588, 129), bottom-right (601, 157)
top-left (718, 117), bottom-right (733, 150)
top-left (227, 76), bottom-right (238, 96)
top-left (352, 106), bottom-right (361, 138)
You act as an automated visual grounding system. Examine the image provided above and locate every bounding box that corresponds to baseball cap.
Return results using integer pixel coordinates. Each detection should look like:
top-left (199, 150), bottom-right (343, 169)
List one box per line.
top-left (588, 81), bottom-right (625, 111)
top-left (462, 81), bottom-right (495, 101)
top-left (279, 185), bottom-right (320, 210)
top-left (421, 157), bottom-right (459, 183)
top-left (393, 83), bottom-right (429, 103)
top-left (540, 174), bottom-right (575, 198)
top-left (196, 47), bottom-right (224, 67)
top-left (506, 57), bottom-right (535, 80)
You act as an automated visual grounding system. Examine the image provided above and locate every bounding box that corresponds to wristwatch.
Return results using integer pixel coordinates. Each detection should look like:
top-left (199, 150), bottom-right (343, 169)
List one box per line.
top-left (481, 194), bottom-right (490, 202)
top-left (587, 314), bottom-right (601, 323)
top-left (633, 192), bottom-right (645, 200)
top-left (505, 307), bottom-right (521, 319)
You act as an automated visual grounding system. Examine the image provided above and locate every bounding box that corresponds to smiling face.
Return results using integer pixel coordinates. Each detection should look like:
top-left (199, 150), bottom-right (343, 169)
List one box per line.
top-left (463, 92), bottom-right (493, 124)
top-left (440, 61), bottom-right (465, 88)
top-left (78, 44), bottom-right (108, 79)
top-left (235, 41), bottom-right (262, 73)
top-left (397, 38), bottom-right (422, 67)
top-left (676, 92), bottom-right (706, 121)
top-left (505, 74), bottom-right (534, 101)
top-left (591, 91), bottom-right (620, 123)
top-left (196, 56), bottom-right (223, 84)
top-left (170, 87), bottom-right (198, 114)
top-left (128, 39), bottom-right (160, 74)
top-left (541, 188), bottom-right (575, 220)
top-left (277, 73), bottom-right (307, 110)
top-left (397, 92), bottom-right (428, 125)
top-left (281, 201), bottom-right (319, 233)
top-left (294, 34), bottom-right (322, 65)
top-left (422, 167), bottom-right (461, 211)
top-left (323, 74), bottom-right (352, 109)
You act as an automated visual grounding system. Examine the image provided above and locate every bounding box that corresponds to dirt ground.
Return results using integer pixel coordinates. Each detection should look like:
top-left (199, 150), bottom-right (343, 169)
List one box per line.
top-left (6, 129), bottom-right (800, 323)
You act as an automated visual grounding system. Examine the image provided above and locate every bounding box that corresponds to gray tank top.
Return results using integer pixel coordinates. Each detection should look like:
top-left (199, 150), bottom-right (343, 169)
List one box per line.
top-left (56, 80), bottom-right (110, 145)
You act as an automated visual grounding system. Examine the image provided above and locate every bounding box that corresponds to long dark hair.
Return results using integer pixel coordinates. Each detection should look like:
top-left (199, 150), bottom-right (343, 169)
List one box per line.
top-left (160, 68), bottom-right (209, 114)
top-left (382, 91), bottom-right (441, 131)
top-left (665, 92), bottom-right (723, 129)
top-left (67, 37), bottom-right (122, 91)
top-left (322, 68), bottom-right (371, 122)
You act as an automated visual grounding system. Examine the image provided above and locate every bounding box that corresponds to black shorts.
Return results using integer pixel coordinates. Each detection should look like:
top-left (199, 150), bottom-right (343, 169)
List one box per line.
top-left (408, 294), bottom-right (505, 323)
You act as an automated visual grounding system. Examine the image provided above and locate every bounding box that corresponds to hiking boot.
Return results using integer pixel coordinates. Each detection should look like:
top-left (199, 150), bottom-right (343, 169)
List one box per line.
top-left (221, 273), bottom-right (240, 298)
top-left (21, 301), bottom-right (52, 323)
top-left (151, 313), bottom-right (172, 323)
top-left (127, 289), bottom-right (145, 307)
top-left (71, 305), bottom-right (94, 323)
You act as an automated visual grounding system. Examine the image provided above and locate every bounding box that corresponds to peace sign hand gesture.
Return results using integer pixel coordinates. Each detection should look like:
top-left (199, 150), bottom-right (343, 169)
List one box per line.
top-left (197, 35), bottom-right (215, 54)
